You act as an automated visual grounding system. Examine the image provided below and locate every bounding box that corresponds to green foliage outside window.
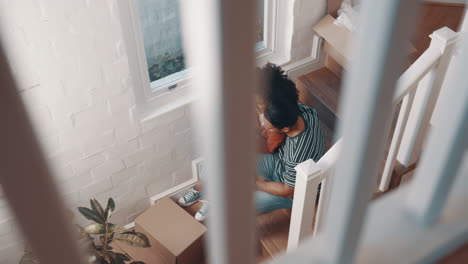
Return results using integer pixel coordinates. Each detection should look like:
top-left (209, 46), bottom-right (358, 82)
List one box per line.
top-left (148, 51), bottom-right (185, 82)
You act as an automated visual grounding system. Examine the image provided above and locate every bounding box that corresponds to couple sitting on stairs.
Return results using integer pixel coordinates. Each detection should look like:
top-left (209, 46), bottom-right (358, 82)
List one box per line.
top-left (178, 64), bottom-right (326, 221)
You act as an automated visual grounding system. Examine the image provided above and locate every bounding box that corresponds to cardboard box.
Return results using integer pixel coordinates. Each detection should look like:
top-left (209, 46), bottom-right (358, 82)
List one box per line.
top-left (115, 197), bottom-right (207, 264)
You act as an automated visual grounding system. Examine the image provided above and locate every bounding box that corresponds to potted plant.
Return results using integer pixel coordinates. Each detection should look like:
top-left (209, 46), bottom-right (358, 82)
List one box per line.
top-left (78, 198), bottom-right (150, 264)
top-left (20, 198), bottom-right (151, 264)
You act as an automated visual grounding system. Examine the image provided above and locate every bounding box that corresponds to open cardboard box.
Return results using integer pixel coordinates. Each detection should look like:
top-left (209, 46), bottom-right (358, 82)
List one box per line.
top-left (114, 197), bottom-right (207, 264)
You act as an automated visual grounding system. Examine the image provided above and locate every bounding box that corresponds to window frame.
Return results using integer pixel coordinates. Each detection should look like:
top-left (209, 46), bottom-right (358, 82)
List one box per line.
top-left (118, 0), bottom-right (284, 120)
top-left (255, 0), bottom-right (277, 59)
top-left (128, 0), bottom-right (190, 98)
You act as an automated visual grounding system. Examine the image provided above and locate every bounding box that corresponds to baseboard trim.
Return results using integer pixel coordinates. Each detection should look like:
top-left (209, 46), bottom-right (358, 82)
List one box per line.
top-left (123, 179), bottom-right (198, 230)
top-left (283, 55), bottom-right (325, 81)
top-left (149, 177), bottom-right (198, 205)
top-left (124, 221), bottom-right (135, 229)
top-left (282, 35), bottom-right (326, 80)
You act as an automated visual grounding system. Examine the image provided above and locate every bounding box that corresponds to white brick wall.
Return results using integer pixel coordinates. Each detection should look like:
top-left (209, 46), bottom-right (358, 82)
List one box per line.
top-left (290, 0), bottom-right (327, 61)
top-left (0, 0), bottom-right (326, 262)
top-left (0, 0), bottom-right (194, 262)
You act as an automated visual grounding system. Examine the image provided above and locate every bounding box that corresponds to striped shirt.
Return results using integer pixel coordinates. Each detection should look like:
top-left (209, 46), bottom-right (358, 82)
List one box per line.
top-left (275, 103), bottom-right (325, 187)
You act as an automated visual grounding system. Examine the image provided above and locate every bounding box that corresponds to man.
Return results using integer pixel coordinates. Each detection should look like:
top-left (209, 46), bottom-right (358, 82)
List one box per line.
top-left (255, 98), bottom-right (325, 213)
top-left (178, 65), bottom-right (325, 218)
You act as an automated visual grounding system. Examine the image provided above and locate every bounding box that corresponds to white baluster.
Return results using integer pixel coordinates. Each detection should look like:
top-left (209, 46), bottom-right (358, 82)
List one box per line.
top-left (397, 27), bottom-right (458, 167)
top-left (287, 138), bottom-right (343, 253)
top-left (320, 0), bottom-right (419, 263)
top-left (380, 43), bottom-right (444, 191)
top-left (287, 160), bottom-right (323, 251)
top-left (379, 87), bottom-right (416, 191)
top-left (180, 0), bottom-right (257, 263)
top-left (313, 139), bottom-right (342, 235)
top-left (313, 175), bottom-right (330, 235)
top-left (405, 30), bottom-right (468, 226)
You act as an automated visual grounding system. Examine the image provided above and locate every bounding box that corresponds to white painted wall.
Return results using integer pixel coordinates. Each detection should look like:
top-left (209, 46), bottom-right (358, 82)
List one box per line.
top-left (290, 0), bottom-right (327, 61)
top-left (0, 1), bottom-right (194, 262)
top-left (0, 0), bottom-right (326, 262)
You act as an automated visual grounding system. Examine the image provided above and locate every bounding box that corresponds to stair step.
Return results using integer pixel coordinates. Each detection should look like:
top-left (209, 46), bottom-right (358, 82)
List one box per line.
top-left (297, 67), bottom-right (341, 131)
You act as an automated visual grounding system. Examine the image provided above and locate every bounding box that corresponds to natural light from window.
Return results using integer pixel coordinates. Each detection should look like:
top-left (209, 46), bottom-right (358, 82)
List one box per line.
top-left (136, 0), bottom-right (267, 92)
top-left (135, 0), bottom-right (187, 90)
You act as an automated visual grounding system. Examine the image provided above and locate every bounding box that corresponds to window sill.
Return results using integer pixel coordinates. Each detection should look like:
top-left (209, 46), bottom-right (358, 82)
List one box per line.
top-left (256, 49), bottom-right (289, 67)
top-left (138, 83), bottom-right (195, 123)
top-left (140, 48), bottom-right (285, 123)
top-left (140, 91), bottom-right (194, 123)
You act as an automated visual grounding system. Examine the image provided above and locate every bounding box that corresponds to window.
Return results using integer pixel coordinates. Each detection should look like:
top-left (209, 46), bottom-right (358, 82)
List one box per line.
top-left (134, 0), bottom-right (188, 92)
top-left (134, 0), bottom-right (269, 94)
top-left (117, 0), bottom-right (282, 119)
top-left (256, 0), bottom-right (278, 60)
top-left (256, 0), bottom-right (266, 50)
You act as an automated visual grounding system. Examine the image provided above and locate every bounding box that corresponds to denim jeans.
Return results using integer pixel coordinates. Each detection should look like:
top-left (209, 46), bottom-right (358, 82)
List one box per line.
top-left (256, 154), bottom-right (293, 214)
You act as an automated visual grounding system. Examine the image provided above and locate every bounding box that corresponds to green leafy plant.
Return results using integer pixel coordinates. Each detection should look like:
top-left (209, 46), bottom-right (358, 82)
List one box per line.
top-left (77, 198), bottom-right (150, 264)
top-left (19, 198), bottom-right (150, 264)
top-left (148, 51), bottom-right (185, 82)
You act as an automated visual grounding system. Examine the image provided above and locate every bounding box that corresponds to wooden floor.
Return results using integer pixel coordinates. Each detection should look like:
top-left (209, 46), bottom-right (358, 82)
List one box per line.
top-left (411, 3), bottom-right (465, 59)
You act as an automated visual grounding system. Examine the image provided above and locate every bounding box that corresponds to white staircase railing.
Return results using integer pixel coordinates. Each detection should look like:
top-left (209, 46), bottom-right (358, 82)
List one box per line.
top-left (287, 139), bottom-right (341, 250)
top-left (381, 27), bottom-right (458, 191)
top-left (380, 27), bottom-right (458, 191)
top-left (288, 26), bottom-right (459, 252)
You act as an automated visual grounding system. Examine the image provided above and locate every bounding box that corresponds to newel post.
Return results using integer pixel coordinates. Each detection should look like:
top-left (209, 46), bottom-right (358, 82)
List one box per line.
top-left (287, 159), bottom-right (323, 252)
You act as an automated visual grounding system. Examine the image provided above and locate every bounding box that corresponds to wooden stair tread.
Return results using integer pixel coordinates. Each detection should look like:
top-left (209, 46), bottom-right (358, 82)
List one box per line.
top-left (297, 67), bottom-right (342, 131)
top-left (298, 68), bottom-right (341, 115)
top-left (257, 209), bottom-right (292, 257)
